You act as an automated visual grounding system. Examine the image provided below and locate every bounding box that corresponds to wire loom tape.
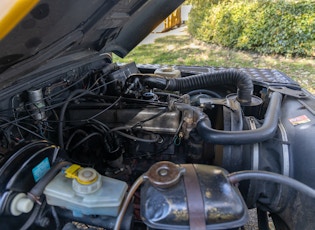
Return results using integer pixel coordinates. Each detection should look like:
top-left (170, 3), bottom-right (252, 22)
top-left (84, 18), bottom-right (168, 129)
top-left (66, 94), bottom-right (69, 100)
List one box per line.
top-left (183, 164), bottom-right (207, 230)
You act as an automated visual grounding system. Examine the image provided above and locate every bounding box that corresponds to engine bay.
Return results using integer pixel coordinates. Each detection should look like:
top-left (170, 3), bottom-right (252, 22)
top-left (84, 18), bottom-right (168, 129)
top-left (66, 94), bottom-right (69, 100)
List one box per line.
top-left (1, 55), bottom-right (315, 229)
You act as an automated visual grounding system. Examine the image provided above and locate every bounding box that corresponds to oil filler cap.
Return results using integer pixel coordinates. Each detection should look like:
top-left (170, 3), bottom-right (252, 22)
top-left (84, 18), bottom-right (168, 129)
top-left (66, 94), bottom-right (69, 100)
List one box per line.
top-left (145, 161), bottom-right (185, 189)
top-left (65, 164), bottom-right (102, 194)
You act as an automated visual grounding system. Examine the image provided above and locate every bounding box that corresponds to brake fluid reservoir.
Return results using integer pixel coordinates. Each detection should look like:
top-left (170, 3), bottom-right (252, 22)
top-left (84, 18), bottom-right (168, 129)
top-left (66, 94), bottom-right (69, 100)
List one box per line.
top-left (43, 164), bottom-right (127, 217)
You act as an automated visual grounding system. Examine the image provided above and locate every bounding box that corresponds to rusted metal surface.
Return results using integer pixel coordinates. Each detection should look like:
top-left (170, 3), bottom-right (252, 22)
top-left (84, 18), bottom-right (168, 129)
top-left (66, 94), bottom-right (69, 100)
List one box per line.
top-left (145, 161), bottom-right (184, 189)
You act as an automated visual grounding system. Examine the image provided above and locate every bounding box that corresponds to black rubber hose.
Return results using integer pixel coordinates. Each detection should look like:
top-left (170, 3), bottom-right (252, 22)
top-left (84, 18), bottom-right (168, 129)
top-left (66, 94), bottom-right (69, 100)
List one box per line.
top-left (166, 70), bottom-right (253, 105)
top-left (140, 75), bottom-right (169, 89)
top-left (102, 63), bottom-right (117, 75)
top-left (28, 161), bottom-right (72, 204)
top-left (176, 92), bottom-right (282, 145)
top-left (228, 170), bottom-right (315, 199)
top-left (58, 89), bottom-right (92, 149)
top-left (136, 70), bottom-right (252, 104)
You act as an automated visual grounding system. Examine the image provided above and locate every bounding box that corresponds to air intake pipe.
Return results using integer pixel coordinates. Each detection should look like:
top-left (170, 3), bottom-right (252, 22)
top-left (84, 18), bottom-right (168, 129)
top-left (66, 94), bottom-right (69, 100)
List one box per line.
top-left (176, 92), bottom-right (282, 145)
top-left (139, 70), bottom-right (254, 105)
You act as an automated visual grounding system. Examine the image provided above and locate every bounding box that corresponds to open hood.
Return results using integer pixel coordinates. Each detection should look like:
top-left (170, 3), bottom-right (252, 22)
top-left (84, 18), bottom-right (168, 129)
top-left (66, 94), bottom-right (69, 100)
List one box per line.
top-left (0, 0), bottom-right (183, 84)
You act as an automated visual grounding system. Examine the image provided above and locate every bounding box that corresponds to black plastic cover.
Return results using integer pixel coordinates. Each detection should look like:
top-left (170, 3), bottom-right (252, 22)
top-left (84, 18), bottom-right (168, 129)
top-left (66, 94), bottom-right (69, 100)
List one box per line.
top-left (141, 164), bottom-right (248, 229)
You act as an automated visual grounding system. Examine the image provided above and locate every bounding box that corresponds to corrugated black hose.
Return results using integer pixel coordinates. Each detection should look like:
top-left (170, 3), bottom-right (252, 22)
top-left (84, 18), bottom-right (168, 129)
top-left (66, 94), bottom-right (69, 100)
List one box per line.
top-left (139, 70), bottom-right (253, 105)
top-left (166, 70), bottom-right (253, 105)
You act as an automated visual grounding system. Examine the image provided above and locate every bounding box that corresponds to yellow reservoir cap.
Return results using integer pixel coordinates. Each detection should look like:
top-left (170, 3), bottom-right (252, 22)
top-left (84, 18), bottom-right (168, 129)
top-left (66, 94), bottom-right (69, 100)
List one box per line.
top-left (65, 164), bottom-right (98, 185)
top-left (65, 164), bottom-right (82, 179)
top-left (0, 0), bottom-right (39, 40)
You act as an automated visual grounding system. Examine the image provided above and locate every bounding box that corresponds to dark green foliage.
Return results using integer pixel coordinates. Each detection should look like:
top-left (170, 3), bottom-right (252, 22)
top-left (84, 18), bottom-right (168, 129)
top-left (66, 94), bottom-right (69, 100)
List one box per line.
top-left (187, 0), bottom-right (315, 56)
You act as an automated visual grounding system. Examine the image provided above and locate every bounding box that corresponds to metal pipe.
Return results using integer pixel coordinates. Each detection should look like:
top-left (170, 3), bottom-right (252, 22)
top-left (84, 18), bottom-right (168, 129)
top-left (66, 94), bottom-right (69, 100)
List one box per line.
top-left (114, 175), bottom-right (144, 230)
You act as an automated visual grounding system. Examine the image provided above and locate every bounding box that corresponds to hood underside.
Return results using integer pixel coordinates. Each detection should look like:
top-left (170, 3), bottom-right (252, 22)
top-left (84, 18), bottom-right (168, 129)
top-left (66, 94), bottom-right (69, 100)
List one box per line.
top-left (0, 0), bottom-right (183, 79)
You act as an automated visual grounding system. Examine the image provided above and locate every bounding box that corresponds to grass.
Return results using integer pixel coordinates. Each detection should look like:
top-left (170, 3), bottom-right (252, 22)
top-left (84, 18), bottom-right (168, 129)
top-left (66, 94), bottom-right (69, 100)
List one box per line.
top-left (114, 34), bottom-right (315, 93)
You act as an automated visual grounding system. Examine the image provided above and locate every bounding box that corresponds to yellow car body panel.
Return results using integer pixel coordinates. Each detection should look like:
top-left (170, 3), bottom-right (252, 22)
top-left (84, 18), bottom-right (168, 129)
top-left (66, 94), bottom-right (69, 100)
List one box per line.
top-left (0, 0), bottom-right (39, 40)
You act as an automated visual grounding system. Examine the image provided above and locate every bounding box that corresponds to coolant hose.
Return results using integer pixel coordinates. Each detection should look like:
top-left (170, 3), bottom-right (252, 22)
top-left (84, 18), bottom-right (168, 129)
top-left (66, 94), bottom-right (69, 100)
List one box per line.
top-left (166, 70), bottom-right (253, 105)
top-left (136, 70), bottom-right (253, 104)
top-left (228, 170), bottom-right (315, 199)
top-left (28, 161), bottom-right (72, 204)
top-left (176, 92), bottom-right (282, 145)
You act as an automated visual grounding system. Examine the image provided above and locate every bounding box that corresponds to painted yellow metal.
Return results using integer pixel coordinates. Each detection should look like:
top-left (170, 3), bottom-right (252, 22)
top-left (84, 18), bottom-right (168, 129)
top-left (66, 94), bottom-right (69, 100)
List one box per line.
top-left (0, 0), bottom-right (39, 40)
top-left (163, 7), bottom-right (181, 32)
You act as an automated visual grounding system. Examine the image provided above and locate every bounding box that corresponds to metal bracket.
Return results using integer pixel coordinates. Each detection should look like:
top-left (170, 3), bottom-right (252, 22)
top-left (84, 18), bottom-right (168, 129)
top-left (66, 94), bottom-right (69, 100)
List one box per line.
top-left (199, 98), bottom-right (239, 111)
top-left (269, 86), bottom-right (308, 99)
